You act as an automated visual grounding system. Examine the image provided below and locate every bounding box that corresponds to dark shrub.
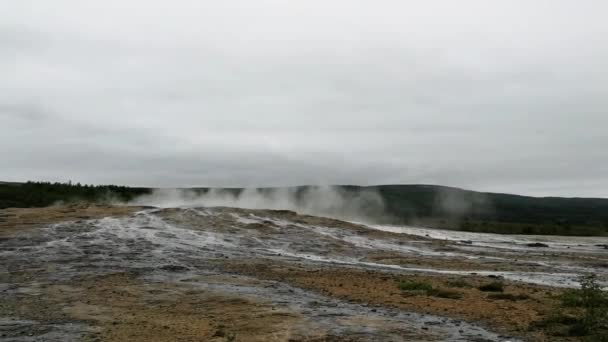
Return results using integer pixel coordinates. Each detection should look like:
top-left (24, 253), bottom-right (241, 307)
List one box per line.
top-left (478, 282), bottom-right (504, 292)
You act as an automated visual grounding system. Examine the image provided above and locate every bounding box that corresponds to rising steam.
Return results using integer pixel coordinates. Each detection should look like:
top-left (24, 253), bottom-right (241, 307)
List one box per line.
top-left (129, 186), bottom-right (386, 223)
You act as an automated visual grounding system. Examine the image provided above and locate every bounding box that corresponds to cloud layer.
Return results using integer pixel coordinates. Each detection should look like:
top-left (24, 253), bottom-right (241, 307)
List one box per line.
top-left (1, 1), bottom-right (607, 196)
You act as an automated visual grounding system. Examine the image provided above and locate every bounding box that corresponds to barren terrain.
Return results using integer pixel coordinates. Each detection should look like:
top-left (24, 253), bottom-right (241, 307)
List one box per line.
top-left (1, 205), bottom-right (607, 341)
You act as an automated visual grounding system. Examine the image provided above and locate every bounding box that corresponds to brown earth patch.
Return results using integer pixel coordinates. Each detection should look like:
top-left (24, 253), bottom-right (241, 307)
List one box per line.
top-left (4, 272), bottom-right (324, 342)
top-left (72, 273), bottom-right (302, 342)
top-left (221, 258), bottom-right (567, 341)
top-left (159, 207), bottom-right (427, 242)
top-left (0, 205), bottom-right (142, 237)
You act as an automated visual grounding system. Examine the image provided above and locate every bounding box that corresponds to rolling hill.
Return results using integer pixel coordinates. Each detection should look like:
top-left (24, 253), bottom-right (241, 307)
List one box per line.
top-left (1, 181), bottom-right (607, 235)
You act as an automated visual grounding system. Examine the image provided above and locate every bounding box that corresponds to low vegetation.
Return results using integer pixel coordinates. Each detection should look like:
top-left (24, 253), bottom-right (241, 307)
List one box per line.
top-left (561, 275), bottom-right (608, 338)
top-left (0, 181), bottom-right (150, 209)
top-left (398, 280), bottom-right (463, 299)
top-left (397, 280), bottom-right (434, 292)
top-left (368, 185), bottom-right (608, 236)
top-left (486, 293), bottom-right (529, 301)
top-left (446, 278), bottom-right (472, 288)
top-left (478, 281), bottom-right (505, 292)
top-left (534, 275), bottom-right (608, 340)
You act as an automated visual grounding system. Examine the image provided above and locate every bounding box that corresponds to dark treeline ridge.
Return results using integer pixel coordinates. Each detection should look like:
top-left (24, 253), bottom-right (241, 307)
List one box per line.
top-left (1, 182), bottom-right (607, 236)
top-left (365, 185), bottom-right (608, 236)
top-left (202, 184), bottom-right (608, 235)
top-left (0, 181), bottom-right (150, 209)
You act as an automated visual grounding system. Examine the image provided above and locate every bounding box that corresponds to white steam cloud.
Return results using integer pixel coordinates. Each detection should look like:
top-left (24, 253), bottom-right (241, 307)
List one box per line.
top-left (129, 186), bottom-right (386, 223)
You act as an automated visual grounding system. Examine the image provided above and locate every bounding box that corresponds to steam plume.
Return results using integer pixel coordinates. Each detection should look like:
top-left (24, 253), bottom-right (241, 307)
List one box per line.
top-left (129, 186), bottom-right (386, 223)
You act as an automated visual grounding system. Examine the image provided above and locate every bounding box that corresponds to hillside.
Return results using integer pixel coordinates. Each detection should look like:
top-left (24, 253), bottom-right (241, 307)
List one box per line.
top-left (1, 182), bottom-right (607, 235)
top-left (367, 185), bottom-right (608, 235)
top-left (0, 181), bottom-right (150, 209)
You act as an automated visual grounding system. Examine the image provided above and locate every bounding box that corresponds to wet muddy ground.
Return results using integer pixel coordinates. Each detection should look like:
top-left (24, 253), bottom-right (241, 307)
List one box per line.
top-left (1, 206), bottom-right (607, 341)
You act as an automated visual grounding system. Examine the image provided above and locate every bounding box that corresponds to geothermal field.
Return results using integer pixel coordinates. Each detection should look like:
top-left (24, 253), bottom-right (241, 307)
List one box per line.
top-left (1, 195), bottom-right (607, 341)
top-left (4, 1), bottom-right (607, 341)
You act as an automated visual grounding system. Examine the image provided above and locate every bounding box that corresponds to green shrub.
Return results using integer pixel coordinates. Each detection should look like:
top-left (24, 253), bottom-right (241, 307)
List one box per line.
top-left (560, 274), bottom-right (608, 337)
top-left (561, 289), bottom-right (585, 307)
top-left (447, 278), bottom-right (472, 288)
top-left (536, 275), bottom-right (608, 339)
top-left (478, 281), bottom-right (504, 292)
top-left (398, 280), bottom-right (434, 292)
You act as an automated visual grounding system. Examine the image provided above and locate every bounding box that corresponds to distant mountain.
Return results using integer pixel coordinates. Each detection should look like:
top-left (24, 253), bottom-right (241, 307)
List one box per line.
top-left (0, 181), bottom-right (22, 185)
top-left (1, 182), bottom-right (607, 236)
top-left (360, 185), bottom-right (608, 235)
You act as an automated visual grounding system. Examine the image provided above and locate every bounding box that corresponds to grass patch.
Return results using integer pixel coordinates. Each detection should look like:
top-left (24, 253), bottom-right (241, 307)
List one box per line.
top-left (561, 275), bottom-right (608, 338)
top-left (398, 280), bottom-right (463, 299)
top-left (487, 293), bottom-right (529, 301)
top-left (398, 280), bottom-right (434, 292)
top-left (478, 281), bottom-right (504, 292)
top-left (533, 275), bottom-right (608, 340)
top-left (447, 278), bottom-right (472, 288)
top-left (561, 288), bottom-right (586, 307)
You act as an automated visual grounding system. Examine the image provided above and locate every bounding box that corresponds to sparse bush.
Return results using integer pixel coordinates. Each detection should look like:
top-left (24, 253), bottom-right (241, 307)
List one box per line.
top-left (478, 281), bottom-right (504, 292)
top-left (398, 280), bottom-right (433, 292)
top-left (561, 289), bottom-right (585, 307)
top-left (560, 274), bottom-right (608, 338)
top-left (447, 278), bottom-right (472, 288)
top-left (536, 275), bottom-right (608, 339)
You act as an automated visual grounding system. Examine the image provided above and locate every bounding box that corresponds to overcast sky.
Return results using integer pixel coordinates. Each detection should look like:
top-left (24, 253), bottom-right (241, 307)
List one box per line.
top-left (1, 1), bottom-right (607, 197)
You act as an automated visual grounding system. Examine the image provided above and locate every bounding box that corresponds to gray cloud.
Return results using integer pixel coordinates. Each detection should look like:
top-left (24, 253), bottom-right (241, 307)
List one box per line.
top-left (1, 1), bottom-right (607, 197)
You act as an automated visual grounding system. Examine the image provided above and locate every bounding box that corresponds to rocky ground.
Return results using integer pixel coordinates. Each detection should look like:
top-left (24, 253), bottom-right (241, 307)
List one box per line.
top-left (1, 205), bottom-right (607, 341)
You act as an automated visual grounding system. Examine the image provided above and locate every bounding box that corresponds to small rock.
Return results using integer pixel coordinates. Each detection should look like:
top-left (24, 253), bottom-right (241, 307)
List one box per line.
top-left (487, 275), bottom-right (504, 279)
top-left (526, 242), bottom-right (549, 248)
